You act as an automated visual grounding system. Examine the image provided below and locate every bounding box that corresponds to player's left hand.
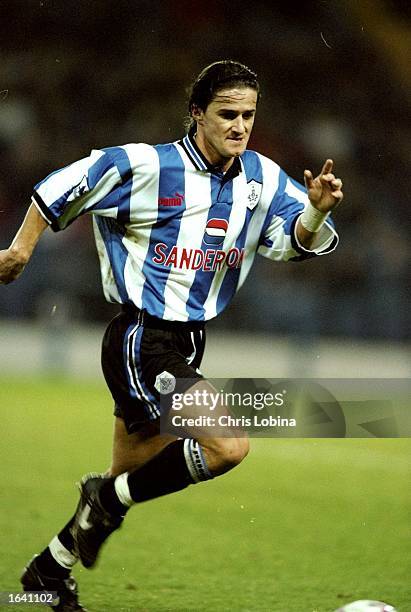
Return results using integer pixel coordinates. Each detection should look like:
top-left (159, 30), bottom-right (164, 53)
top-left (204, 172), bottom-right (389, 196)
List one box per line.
top-left (0, 248), bottom-right (27, 284)
top-left (303, 159), bottom-right (343, 213)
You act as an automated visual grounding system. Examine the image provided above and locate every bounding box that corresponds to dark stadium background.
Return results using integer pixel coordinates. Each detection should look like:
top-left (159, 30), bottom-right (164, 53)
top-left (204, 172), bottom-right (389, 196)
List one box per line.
top-left (0, 5), bottom-right (410, 611)
top-left (0, 0), bottom-right (409, 341)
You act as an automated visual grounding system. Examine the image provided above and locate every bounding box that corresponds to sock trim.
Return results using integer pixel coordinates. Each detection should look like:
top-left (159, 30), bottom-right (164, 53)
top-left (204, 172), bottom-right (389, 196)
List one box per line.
top-left (183, 439), bottom-right (213, 483)
top-left (114, 472), bottom-right (134, 507)
top-left (48, 536), bottom-right (77, 569)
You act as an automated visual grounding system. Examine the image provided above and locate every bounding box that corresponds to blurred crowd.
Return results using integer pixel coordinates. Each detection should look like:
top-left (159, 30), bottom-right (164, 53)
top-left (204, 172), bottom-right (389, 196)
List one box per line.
top-left (0, 0), bottom-right (409, 340)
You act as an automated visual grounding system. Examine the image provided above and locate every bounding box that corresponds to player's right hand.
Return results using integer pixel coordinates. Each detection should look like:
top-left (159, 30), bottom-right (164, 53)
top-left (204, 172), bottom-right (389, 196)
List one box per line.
top-left (0, 248), bottom-right (27, 284)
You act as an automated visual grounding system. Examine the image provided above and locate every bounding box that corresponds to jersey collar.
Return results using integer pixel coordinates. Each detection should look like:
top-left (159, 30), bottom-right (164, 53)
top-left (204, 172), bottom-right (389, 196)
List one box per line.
top-left (180, 128), bottom-right (241, 178)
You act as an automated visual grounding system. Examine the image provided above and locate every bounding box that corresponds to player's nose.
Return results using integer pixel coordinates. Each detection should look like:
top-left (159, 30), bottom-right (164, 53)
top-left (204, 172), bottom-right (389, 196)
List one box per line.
top-left (232, 116), bottom-right (246, 134)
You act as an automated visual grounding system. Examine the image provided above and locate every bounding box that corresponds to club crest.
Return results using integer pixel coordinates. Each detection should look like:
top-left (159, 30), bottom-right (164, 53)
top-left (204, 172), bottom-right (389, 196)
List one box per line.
top-left (155, 370), bottom-right (176, 394)
top-left (247, 180), bottom-right (262, 210)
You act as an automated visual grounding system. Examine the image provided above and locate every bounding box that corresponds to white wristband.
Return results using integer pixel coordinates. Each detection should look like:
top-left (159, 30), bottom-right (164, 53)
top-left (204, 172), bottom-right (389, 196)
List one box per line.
top-left (300, 202), bottom-right (330, 233)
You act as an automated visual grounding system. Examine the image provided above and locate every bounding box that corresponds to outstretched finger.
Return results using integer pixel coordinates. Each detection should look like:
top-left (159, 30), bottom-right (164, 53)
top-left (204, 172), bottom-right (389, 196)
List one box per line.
top-left (304, 169), bottom-right (314, 189)
top-left (320, 159), bottom-right (333, 176)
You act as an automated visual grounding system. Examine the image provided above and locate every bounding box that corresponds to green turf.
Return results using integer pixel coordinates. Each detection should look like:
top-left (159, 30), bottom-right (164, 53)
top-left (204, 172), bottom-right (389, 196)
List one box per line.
top-left (0, 377), bottom-right (410, 611)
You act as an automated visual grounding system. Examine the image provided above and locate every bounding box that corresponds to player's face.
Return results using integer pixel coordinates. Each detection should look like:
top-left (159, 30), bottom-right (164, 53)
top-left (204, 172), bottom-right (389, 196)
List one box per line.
top-left (193, 87), bottom-right (257, 170)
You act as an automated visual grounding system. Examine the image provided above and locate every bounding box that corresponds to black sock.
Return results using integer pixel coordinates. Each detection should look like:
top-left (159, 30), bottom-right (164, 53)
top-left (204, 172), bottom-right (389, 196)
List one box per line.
top-left (128, 438), bottom-right (193, 502)
top-left (100, 439), bottom-right (213, 512)
top-left (100, 481), bottom-right (129, 516)
top-left (57, 516), bottom-right (76, 554)
top-left (35, 548), bottom-right (70, 579)
top-left (100, 439), bottom-right (201, 512)
top-left (35, 518), bottom-right (76, 579)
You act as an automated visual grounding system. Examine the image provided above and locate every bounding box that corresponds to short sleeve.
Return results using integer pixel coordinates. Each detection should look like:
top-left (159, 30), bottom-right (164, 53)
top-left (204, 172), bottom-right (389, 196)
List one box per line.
top-left (258, 171), bottom-right (339, 262)
top-left (32, 148), bottom-right (123, 231)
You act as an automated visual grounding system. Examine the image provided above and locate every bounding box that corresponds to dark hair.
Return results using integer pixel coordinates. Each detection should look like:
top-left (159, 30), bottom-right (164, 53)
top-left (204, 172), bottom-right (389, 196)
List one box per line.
top-left (186, 60), bottom-right (260, 131)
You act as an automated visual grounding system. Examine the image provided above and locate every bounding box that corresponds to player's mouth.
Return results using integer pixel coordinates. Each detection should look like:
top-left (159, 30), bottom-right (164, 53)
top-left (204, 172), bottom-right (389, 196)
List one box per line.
top-left (227, 137), bottom-right (245, 143)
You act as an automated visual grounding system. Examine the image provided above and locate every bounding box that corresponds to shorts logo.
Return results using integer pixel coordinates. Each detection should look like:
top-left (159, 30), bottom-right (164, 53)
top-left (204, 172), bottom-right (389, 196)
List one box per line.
top-left (247, 180), bottom-right (262, 210)
top-left (203, 218), bottom-right (228, 246)
top-left (155, 370), bottom-right (176, 394)
top-left (158, 193), bottom-right (184, 207)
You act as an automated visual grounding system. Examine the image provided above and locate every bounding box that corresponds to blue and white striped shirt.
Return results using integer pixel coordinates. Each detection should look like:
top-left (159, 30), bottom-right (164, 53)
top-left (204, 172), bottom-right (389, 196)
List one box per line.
top-left (32, 132), bottom-right (338, 322)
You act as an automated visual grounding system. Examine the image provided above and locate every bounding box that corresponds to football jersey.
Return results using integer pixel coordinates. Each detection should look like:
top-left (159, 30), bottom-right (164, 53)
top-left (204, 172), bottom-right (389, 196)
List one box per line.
top-left (32, 132), bottom-right (338, 322)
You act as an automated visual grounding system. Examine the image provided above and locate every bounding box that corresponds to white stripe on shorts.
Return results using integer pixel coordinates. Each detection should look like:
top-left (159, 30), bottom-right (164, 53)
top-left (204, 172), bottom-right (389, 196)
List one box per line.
top-left (126, 323), bottom-right (159, 418)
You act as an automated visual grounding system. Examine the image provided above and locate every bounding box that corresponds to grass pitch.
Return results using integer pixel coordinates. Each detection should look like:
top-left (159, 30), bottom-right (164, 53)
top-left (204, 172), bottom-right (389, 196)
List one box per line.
top-left (0, 376), bottom-right (409, 612)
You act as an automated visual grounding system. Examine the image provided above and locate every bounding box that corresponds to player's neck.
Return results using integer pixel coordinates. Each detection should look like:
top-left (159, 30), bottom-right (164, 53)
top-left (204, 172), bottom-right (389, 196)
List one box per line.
top-left (193, 133), bottom-right (234, 173)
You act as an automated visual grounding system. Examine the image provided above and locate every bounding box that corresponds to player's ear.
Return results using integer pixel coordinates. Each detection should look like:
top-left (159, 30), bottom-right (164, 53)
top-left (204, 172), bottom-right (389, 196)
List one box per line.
top-left (191, 104), bottom-right (204, 125)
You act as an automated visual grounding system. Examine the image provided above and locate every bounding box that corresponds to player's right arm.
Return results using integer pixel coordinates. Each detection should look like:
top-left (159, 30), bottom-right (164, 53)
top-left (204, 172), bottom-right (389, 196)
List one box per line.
top-left (0, 203), bottom-right (48, 284)
top-left (0, 146), bottom-right (121, 285)
top-left (0, 143), bottom-right (148, 284)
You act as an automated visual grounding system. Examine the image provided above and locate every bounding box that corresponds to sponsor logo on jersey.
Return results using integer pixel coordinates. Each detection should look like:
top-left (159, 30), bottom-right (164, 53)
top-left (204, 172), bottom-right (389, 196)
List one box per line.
top-left (247, 180), bottom-right (262, 210)
top-left (203, 218), bottom-right (228, 246)
top-left (158, 192), bottom-right (184, 207)
top-left (152, 243), bottom-right (244, 271)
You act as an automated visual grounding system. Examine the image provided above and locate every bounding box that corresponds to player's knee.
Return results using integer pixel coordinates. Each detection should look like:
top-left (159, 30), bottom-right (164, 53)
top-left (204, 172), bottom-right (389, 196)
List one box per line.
top-left (212, 437), bottom-right (249, 474)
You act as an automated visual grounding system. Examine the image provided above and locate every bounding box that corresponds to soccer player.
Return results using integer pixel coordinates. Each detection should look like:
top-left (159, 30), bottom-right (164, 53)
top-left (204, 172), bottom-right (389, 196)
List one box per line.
top-left (0, 60), bottom-right (343, 611)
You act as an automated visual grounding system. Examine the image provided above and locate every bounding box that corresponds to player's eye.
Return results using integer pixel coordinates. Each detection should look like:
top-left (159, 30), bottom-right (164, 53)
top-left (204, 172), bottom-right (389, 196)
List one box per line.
top-left (219, 111), bottom-right (237, 120)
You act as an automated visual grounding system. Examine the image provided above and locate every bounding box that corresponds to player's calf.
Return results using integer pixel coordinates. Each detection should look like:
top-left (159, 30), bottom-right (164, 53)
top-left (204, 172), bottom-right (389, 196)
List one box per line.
top-left (200, 435), bottom-right (249, 476)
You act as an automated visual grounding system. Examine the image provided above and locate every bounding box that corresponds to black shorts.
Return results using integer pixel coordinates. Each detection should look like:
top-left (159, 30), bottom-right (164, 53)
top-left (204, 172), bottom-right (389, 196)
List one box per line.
top-left (101, 306), bottom-right (206, 434)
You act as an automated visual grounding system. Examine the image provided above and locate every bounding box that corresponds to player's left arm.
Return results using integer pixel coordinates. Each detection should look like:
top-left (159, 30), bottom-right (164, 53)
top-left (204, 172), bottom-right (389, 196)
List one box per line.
top-left (0, 203), bottom-right (48, 284)
top-left (296, 158), bottom-right (343, 250)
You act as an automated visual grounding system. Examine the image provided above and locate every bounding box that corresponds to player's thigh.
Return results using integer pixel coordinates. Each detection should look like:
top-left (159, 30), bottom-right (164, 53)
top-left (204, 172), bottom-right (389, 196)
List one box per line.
top-left (108, 417), bottom-right (177, 476)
